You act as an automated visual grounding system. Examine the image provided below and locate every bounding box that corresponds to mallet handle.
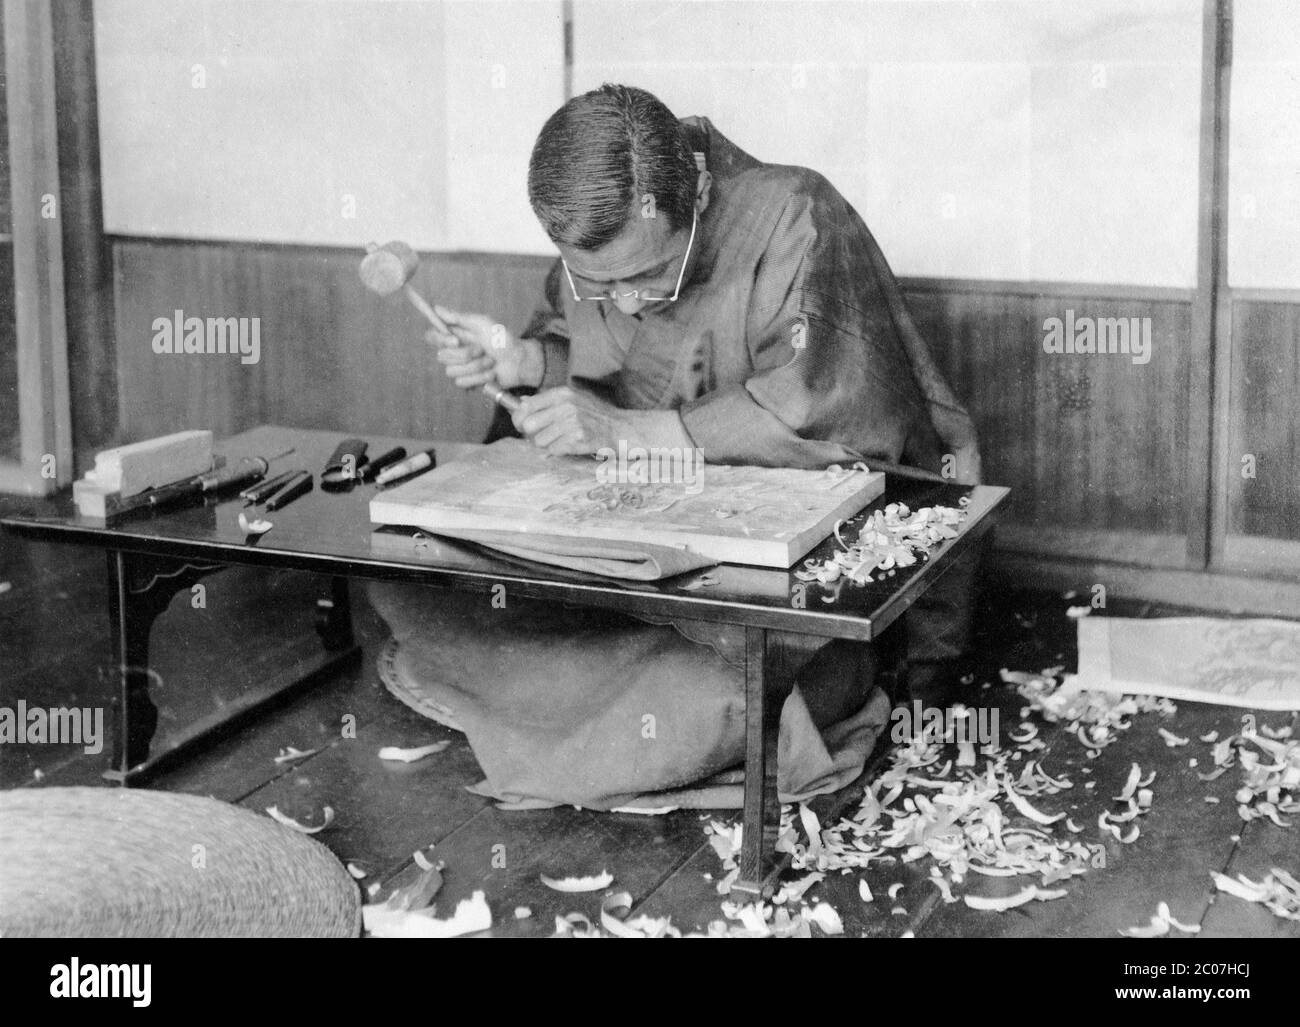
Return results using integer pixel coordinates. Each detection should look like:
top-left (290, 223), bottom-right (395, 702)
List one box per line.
top-left (404, 282), bottom-right (522, 415)
top-left (404, 283), bottom-right (451, 334)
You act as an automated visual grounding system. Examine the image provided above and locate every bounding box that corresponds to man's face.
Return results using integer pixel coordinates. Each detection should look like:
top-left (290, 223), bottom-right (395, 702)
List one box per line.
top-left (558, 210), bottom-right (696, 317)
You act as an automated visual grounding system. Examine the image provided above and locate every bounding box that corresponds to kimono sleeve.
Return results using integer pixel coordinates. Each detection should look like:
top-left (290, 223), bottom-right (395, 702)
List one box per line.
top-left (678, 193), bottom-right (921, 470)
top-left (519, 259), bottom-right (572, 390)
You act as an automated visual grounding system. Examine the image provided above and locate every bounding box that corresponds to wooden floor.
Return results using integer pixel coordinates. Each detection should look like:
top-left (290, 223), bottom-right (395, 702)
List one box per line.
top-left (2, 496), bottom-right (1297, 938)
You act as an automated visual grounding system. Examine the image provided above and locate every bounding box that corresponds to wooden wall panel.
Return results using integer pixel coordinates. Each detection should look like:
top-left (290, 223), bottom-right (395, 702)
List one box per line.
top-left (1228, 299), bottom-right (1300, 541)
top-left (111, 240), bottom-right (552, 447)
top-left (904, 288), bottom-right (1192, 547)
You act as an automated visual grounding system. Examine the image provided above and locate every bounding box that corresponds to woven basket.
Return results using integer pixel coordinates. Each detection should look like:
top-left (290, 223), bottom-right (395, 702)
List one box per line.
top-left (0, 787), bottom-right (361, 938)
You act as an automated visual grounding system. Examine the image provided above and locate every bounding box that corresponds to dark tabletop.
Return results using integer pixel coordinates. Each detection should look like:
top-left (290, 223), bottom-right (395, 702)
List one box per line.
top-left (1, 425), bottom-right (1008, 641)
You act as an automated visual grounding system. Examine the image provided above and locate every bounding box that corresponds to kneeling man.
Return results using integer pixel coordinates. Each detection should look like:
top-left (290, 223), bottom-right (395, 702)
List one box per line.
top-left (369, 84), bottom-right (981, 811)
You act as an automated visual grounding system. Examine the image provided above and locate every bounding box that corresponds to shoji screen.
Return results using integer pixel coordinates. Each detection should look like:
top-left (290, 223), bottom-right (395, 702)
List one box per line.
top-left (572, 0), bottom-right (1202, 286)
top-left (95, 0), bottom-right (564, 253)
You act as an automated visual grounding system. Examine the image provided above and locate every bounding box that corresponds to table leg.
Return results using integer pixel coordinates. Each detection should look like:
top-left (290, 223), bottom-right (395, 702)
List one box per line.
top-left (734, 626), bottom-right (798, 898)
top-left (104, 549), bottom-right (221, 781)
top-left (314, 577), bottom-right (355, 652)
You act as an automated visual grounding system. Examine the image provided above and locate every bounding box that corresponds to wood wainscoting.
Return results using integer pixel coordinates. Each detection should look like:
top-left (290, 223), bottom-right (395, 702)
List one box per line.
top-left (111, 238), bottom-right (553, 449)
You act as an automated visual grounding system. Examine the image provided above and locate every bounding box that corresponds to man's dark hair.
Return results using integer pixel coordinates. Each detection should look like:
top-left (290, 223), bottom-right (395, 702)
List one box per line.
top-left (528, 84), bottom-right (697, 250)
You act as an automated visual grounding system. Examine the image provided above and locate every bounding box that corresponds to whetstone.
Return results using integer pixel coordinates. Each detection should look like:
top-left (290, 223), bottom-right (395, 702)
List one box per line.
top-left (83, 430), bottom-right (214, 498)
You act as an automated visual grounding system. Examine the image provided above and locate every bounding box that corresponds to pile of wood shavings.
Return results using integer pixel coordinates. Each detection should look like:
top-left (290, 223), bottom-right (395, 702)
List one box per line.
top-left (776, 733), bottom-right (1105, 888)
top-left (697, 672), bottom-right (1192, 934)
top-left (1213, 868), bottom-right (1300, 921)
top-left (793, 500), bottom-right (969, 591)
top-left (1003, 667), bottom-right (1177, 756)
top-left (1201, 716), bottom-right (1299, 826)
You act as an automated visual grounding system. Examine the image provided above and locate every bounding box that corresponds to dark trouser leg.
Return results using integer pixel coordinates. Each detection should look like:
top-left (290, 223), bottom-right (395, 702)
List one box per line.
top-left (902, 533), bottom-right (987, 705)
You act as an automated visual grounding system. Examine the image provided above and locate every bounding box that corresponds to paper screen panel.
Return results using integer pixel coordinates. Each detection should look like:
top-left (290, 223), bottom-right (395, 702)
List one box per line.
top-left (95, 0), bottom-right (565, 252)
top-left (1228, 0), bottom-right (1300, 290)
top-left (443, 0), bottom-right (565, 253)
top-left (573, 0), bottom-right (1201, 286)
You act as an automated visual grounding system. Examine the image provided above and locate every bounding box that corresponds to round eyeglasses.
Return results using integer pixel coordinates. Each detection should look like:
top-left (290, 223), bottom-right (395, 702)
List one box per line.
top-left (561, 208), bottom-right (698, 304)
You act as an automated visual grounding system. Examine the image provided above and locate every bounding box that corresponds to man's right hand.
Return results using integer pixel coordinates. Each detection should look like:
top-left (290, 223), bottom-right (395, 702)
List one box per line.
top-left (427, 305), bottom-right (543, 391)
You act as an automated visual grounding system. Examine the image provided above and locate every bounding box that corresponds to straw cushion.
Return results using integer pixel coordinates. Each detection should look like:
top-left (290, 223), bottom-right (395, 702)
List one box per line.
top-left (0, 787), bottom-right (361, 938)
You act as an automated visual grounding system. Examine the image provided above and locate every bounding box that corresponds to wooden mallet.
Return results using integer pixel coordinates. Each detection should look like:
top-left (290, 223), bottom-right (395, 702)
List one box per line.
top-left (359, 241), bottom-right (521, 413)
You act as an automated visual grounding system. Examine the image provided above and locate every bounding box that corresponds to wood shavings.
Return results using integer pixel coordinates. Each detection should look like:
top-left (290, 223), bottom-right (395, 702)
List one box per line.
top-left (693, 673), bottom-right (1184, 933)
top-left (804, 902), bottom-right (844, 935)
top-left (1116, 763), bottom-right (1142, 801)
top-left (237, 511), bottom-right (272, 535)
top-left (541, 869), bottom-right (614, 893)
top-left (1158, 728), bottom-right (1190, 748)
top-left (386, 860), bottom-right (444, 911)
top-left (363, 890), bottom-right (491, 938)
top-left (412, 848), bottom-right (437, 872)
top-left (1006, 668), bottom-right (1175, 755)
top-left (1003, 779), bottom-right (1065, 825)
top-left (1119, 902), bottom-right (1201, 937)
top-left (798, 804), bottom-right (824, 866)
top-left (1231, 720), bottom-right (1300, 825)
top-left (774, 872), bottom-right (824, 905)
top-left (598, 891), bottom-right (681, 938)
top-left (963, 885), bottom-right (1066, 911)
top-left (265, 805), bottom-right (334, 834)
top-left (1212, 869), bottom-right (1300, 921)
top-left (793, 502), bottom-right (967, 589)
top-left (273, 746), bottom-right (317, 764)
top-left (930, 868), bottom-right (957, 904)
top-left (377, 742), bottom-right (450, 763)
top-left (554, 912), bottom-right (602, 938)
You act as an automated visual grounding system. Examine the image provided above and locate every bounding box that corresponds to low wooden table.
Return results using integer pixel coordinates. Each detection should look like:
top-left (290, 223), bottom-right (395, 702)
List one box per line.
top-left (2, 425), bottom-right (1008, 897)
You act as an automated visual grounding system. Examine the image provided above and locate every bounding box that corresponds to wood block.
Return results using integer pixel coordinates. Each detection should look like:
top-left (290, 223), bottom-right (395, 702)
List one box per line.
top-left (370, 439), bottom-right (885, 569)
top-left (84, 430), bottom-right (213, 498)
top-left (73, 454), bottom-right (224, 520)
